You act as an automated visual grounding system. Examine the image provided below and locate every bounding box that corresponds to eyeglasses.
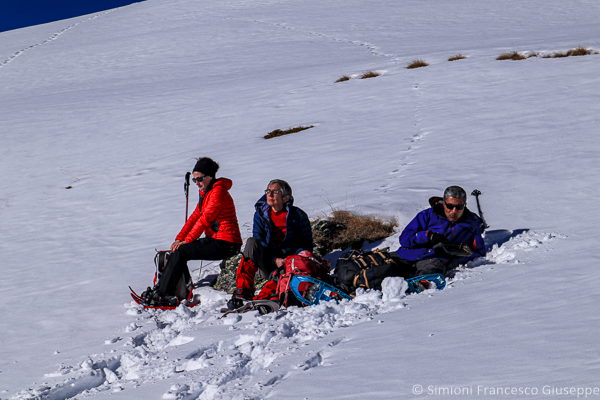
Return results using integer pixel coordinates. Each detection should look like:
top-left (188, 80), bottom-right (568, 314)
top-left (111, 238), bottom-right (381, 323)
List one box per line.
top-left (444, 201), bottom-right (465, 211)
top-left (192, 175), bottom-right (207, 183)
top-left (265, 189), bottom-right (283, 196)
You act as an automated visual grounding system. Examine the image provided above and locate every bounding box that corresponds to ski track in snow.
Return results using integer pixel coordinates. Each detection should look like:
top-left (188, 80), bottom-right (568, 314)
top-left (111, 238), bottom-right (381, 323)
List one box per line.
top-left (0, 10), bottom-right (113, 70)
top-left (9, 230), bottom-right (563, 400)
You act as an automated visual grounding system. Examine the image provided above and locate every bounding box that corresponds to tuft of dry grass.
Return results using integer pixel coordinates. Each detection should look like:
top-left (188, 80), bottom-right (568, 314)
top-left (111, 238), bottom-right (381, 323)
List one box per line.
top-left (543, 51), bottom-right (567, 58)
top-left (496, 51), bottom-right (526, 61)
top-left (567, 45), bottom-right (592, 56)
top-left (335, 75), bottom-right (351, 83)
top-left (264, 125), bottom-right (314, 139)
top-left (407, 59), bottom-right (429, 69)
top-left (359, 71), bottom-right (381, 79)
top-left (448, 54), bottom-right (467, 61)
top-left (312, 210), bottom-right (398, 254)
top-left (543, 46), bottom-right (592, 58)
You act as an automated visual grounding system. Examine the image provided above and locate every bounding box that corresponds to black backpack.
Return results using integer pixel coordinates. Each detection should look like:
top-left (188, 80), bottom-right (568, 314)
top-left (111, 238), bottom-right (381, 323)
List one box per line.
top-left (335, 248), bottom-right (414, 291)
top-left (154, 250), bottom-right (193, 301)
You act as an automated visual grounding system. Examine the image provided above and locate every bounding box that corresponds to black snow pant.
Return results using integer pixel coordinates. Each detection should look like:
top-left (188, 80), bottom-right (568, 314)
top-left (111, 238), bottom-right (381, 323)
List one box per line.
top-left (242, 237), bottom-right (285, 279)
top-left (158, 237), bottom-right (241, 298)
top-left (413, 258), bottom-right (459, 276)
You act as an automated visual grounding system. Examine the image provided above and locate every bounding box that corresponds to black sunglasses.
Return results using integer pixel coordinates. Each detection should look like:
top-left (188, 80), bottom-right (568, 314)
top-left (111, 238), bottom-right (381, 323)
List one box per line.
top-left (192, 175), bottom-right (207, 183)
top-left (444, 201), bottom-right (465, 211)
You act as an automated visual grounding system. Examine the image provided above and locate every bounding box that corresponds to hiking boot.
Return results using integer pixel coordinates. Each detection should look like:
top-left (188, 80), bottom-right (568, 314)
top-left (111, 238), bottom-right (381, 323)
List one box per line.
top-left (227, 288), bottom-right (254, 310)
top-left (412, 280), bottom-right (430, 293)
top-left (147, 291), bottom-right (179, 307)
top-left (158, 296), bottom-right (178, 307)
top-left (227, 296), bottom-right (244, 310)
top-left (140, 286), bottom-right (158, 300)
top-left (304, 282), bottom-right (320, 303)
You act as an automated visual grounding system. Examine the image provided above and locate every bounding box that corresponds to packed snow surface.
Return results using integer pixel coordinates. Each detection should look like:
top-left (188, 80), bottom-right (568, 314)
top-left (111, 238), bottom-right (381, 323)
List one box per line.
top-left (1, 0), bottom-right (599, 399)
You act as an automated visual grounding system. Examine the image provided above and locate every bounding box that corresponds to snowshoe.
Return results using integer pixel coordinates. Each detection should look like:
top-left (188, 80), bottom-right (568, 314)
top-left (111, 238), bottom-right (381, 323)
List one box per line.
top-left (289, 275), bottom-right (353, 306)
top-left (129, 286), bottom-right (197, 310)
top-left (406, 274), bottom-right (446, 294)
top-left (226, 288), bottom-right (254, 310)
top-left (220, 300), bottom-right (280, 317)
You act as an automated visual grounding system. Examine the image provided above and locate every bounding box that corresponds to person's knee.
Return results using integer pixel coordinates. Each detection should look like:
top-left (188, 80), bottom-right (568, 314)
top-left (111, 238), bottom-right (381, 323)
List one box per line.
top-left (242, 237), bottom-right (262, 258)
top-left (415, 258), bottom-right (446, 276)
top-left (171, 243), bottom-right (193, 262)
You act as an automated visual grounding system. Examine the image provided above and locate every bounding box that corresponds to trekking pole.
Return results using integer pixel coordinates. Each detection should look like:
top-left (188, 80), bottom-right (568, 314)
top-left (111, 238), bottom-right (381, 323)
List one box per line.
top-left (471, 189), bottom-right (490, 229)
top-left (184, 172), bottom-right (191, 222)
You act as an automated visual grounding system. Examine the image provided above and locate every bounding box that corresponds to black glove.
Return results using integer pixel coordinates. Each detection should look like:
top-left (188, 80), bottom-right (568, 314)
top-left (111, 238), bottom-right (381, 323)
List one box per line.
top-left (427, 231), bottom-right (447, 246)
top-left (433, 242), bottom-right (473, 258)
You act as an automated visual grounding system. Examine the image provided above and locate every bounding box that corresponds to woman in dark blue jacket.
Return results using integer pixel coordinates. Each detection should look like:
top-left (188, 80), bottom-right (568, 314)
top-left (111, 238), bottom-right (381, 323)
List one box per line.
top-left (230, 179), bottom-right (314, 308)
top-left (252, 193), bottom-right (314, 257)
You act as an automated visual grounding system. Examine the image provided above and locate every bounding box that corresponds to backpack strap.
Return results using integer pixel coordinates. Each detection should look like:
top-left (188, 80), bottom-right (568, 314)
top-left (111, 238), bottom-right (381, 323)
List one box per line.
top-left (350, 248), bottom-right (393, 269)
top-left (153, 250), bottom-right (171, 286)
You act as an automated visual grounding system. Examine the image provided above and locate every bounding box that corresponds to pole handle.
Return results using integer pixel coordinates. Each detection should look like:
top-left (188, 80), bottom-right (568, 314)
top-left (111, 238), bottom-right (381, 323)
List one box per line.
top-left (184, 172), bottom-right (191, 221)
top-left (470, 189), bottom-right (489, 229)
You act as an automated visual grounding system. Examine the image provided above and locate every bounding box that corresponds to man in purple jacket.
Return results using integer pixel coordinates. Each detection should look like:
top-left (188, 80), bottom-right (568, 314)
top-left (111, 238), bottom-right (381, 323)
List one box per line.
top-left (395, 185), bottom-right (487, 276)
top-left (336, 186), bottom-right (487, 291)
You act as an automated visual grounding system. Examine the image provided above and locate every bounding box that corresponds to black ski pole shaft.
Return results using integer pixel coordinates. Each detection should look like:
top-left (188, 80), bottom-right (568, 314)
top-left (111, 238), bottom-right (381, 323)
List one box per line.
top-left (184, 172), bottom-right (191, 221)
top-left (471, 189), bottom-right (489, 229)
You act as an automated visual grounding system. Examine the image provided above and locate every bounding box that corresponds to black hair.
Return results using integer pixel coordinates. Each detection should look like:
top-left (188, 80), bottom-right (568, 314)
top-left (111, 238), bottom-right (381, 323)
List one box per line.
top-left (193, 157), bottom-right (219, 177)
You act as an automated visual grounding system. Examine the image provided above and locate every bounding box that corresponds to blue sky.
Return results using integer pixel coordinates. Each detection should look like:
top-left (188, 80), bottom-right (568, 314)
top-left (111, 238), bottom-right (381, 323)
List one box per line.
top-left (0, 0), bottom-right (143, 33)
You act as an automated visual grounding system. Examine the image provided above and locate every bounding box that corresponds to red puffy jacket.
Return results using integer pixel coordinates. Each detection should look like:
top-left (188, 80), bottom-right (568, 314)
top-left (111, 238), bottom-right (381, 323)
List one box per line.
top-left (176, 178), bottom-right (242, 245)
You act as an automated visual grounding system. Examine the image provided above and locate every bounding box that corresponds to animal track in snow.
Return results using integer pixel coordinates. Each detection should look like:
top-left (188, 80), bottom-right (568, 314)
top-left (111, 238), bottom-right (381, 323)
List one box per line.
top-left (0, 10), bottom-right (113, 69)
top-left (233, 17), bottom-right (398, 62)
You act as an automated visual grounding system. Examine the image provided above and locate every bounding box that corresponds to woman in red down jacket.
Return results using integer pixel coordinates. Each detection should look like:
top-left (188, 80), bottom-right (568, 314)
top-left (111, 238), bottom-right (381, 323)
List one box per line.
top-left (145, 157), bottom-right (242, 307)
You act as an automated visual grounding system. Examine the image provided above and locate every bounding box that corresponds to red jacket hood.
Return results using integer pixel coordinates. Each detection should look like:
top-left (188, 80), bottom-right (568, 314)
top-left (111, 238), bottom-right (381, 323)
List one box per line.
top-left (200, 177), bottom-right (232, 195)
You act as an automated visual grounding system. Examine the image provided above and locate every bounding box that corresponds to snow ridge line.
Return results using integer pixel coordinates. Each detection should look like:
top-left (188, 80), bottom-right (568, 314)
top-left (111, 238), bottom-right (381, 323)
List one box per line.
top-left (10, 230), bottom-right (562, 400)
top-left (0, 10), bottom-right (113, 69)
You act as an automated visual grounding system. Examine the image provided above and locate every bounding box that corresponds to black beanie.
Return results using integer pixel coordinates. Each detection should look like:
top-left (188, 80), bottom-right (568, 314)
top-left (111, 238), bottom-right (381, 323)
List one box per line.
top-left (193, 157), bottom-right (219, 177)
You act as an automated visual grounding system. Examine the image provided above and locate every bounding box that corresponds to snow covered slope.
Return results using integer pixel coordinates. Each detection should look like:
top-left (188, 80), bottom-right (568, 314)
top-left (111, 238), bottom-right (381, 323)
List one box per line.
top-left (1, 0), bottom-right (599, 398)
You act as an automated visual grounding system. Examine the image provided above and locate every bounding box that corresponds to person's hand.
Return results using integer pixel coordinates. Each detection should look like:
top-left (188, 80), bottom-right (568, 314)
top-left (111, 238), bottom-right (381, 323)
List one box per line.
top-left (274, 258), bottom-right (286, 268)
top-left (171, 240), bottom-right (184, 251)
top-left (427, 231), bottom-right (447, 246)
